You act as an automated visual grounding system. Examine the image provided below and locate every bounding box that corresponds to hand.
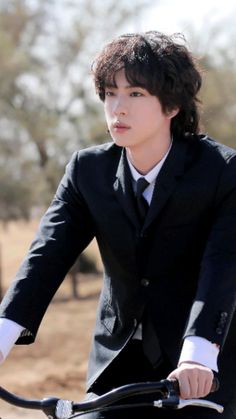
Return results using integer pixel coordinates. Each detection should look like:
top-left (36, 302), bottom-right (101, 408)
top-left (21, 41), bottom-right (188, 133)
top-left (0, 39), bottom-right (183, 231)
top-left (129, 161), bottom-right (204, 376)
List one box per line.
top-left (167, 361), bottom-right (214, 399)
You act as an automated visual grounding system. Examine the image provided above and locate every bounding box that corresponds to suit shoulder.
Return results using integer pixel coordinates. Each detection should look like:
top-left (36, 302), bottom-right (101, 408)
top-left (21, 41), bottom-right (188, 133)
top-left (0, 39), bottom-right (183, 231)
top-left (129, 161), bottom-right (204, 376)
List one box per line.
top-left (199, 135), bottom-right (236, 163)
top-left (67, 141), bottom-right (121, 175)
top-left (75, 141), bottom-right (119, 159)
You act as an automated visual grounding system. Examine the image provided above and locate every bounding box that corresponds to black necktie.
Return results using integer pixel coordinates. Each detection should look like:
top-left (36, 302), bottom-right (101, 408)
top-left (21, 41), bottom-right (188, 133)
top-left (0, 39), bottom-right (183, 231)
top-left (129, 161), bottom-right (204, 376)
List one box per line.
top-left (136, 177), bottom-right (149, 221)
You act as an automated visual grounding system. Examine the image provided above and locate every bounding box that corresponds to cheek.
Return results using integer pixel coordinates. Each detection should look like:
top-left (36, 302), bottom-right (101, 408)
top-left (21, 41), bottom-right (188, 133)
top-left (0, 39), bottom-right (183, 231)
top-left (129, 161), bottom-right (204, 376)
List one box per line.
top-left (148, 107), bottom-right (166, 124)
top-left (141, 108), bottom-right (158, 126)
top-left (104, 105), bottom-right (111, 122)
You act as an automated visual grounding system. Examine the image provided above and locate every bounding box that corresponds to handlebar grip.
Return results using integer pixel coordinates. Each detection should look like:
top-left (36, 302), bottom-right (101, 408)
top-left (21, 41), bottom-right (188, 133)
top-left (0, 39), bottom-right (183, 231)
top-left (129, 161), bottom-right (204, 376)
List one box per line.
top-left (171, 377), bottom-right (220, 394)
top-left (211, 377), bottom-right (220, 393)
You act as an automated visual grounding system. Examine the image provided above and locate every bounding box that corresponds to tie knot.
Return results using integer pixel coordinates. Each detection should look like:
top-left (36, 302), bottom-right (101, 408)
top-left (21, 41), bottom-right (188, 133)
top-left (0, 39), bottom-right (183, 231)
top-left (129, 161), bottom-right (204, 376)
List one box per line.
top-left (136, 177), bottom-right (149, 197)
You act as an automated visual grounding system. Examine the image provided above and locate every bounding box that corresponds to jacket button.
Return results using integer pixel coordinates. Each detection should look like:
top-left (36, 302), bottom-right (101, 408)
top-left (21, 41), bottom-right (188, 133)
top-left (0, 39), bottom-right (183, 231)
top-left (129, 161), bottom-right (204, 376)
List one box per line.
top-left (141, 278), bottom-right (150, 287)
top-left (140, 232), bottom-right (147, 238)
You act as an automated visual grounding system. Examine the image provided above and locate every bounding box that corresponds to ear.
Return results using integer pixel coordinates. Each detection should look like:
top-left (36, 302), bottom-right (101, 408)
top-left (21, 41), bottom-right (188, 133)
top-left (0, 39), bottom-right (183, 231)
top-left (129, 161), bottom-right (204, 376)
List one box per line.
top-left (166, 107), bottom-right (179, 119)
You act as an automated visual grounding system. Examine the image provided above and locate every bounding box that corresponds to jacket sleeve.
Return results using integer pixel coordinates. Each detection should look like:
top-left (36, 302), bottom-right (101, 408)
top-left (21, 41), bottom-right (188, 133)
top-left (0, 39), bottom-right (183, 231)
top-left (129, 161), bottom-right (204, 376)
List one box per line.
top-left (184, 154), bottom-right (236, 348)
top-left (0, 152), bottom-right (95, 343)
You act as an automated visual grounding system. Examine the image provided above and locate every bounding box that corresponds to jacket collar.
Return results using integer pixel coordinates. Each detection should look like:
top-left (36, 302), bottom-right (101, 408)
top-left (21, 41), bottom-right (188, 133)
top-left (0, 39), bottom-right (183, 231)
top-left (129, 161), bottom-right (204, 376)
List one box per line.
top-left (113, 139), bottom-right (188, 231)
top-left (113, 148), bottom-right (140, 230)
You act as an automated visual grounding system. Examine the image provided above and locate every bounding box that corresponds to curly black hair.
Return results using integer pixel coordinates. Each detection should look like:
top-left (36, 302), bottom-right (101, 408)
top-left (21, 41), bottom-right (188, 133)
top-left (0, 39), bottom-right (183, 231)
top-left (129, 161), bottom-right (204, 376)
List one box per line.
top-left (92, 31), bottom-right (202, 139)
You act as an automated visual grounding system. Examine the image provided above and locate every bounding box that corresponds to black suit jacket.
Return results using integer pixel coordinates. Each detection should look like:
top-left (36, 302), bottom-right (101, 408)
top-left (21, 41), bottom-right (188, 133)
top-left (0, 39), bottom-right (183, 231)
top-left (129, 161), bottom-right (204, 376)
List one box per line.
top-left (0, 135), bottom-right (236, 398)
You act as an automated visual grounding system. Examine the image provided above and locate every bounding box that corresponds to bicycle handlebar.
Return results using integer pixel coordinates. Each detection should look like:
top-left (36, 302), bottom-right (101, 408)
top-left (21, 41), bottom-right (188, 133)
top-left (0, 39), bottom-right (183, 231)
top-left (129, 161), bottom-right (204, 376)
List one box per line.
top-left (0, 378), bottom-right (223, 418)
top-left (167, 376), bottom-right (220, 395)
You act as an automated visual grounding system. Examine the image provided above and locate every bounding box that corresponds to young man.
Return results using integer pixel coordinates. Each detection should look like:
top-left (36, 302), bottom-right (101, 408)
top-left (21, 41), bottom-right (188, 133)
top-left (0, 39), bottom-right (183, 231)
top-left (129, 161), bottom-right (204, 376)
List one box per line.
top-left (0, 31), bottom-right (235, 418)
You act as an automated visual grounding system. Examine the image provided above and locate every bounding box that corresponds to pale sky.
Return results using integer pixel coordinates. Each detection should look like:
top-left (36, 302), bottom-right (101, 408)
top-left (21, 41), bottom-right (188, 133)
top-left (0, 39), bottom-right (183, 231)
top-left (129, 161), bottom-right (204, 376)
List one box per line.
top-left (130, 0), bottom-right (236, 38)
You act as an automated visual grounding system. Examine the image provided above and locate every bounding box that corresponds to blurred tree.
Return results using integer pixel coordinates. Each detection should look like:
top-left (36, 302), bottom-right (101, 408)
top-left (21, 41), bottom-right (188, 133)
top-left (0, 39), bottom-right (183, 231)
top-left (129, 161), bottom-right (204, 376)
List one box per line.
top-left (0, 0), bottom-right (53, 219)
top-left (1, 0), bottom-right (235, 225)
top-left (185, 20), bottom-right (236, 149)
top-left (200, 55), bottom-right (236, 149)
top-left (0, 0), bottom-right (153, 221)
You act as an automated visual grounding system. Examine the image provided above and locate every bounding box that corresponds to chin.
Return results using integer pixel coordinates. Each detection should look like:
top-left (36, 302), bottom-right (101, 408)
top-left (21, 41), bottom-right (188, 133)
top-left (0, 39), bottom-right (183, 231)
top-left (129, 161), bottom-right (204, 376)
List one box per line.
top-left (111, 137), bottom-right (128, 147)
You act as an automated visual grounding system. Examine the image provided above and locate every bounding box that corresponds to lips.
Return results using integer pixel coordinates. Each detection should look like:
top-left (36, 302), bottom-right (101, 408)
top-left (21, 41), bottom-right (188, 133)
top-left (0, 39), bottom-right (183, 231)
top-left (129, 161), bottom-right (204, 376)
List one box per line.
top-left (112, 121), bottom-right (131, 131)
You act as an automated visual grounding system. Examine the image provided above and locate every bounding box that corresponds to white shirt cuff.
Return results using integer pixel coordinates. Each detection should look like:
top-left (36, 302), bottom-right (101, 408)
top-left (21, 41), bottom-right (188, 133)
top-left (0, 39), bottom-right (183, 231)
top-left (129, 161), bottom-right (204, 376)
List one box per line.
top-left (178, 336), bottom-right (219, 372)
top-left (0, 318), bottom-right (24, 363)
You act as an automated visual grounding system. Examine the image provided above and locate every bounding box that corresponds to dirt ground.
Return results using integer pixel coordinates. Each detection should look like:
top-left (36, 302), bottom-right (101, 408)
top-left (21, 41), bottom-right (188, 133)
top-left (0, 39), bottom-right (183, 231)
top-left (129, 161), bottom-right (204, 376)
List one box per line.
top-left (0, 220), bottom-right (103, 419)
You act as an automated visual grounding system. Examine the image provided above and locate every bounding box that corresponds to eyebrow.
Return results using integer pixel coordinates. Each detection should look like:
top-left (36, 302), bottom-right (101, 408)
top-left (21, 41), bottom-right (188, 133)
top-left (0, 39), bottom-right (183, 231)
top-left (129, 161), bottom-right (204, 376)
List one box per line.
top-left (105, 84), bottom-right (144, 89)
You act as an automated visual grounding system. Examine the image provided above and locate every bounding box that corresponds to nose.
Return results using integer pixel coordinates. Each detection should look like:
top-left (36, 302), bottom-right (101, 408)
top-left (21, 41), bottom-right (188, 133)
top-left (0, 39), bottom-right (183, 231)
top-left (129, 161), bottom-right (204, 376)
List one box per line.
top-left (113, 96), bottom-right (127, 116)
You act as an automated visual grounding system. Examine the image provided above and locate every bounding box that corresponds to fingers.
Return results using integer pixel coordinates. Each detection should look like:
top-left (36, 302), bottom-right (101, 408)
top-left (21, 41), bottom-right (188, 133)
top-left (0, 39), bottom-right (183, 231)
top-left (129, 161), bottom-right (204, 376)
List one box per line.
top-left (167, 362), bottom-right (214, 399)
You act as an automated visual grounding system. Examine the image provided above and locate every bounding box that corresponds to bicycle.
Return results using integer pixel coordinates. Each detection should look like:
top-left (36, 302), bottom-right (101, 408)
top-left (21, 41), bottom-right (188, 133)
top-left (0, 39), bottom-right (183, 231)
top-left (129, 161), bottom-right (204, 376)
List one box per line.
top-left (0, 378), bottom-right (223, 418)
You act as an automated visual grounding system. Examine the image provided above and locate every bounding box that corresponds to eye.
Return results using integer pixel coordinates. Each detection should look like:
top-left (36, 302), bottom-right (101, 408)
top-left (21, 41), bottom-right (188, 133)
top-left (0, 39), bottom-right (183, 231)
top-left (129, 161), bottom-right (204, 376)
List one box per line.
top-left (105, 91), bottom-right (115, 97)
top-left (130, 91), bottom-right (143, 97)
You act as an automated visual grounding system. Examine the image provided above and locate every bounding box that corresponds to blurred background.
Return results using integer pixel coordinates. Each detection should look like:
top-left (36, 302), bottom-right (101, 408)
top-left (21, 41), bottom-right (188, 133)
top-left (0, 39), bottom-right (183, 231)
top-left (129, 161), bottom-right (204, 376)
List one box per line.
top-left (0, 0), bottom-right (235, 227)
top-left (0, 1), bottom-right (235, 415)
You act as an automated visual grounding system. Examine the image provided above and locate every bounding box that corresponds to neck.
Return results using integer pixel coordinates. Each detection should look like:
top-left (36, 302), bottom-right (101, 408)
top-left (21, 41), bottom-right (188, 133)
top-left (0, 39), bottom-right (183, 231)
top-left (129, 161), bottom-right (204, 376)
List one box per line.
top-left (126, 137), bottom-right (171, 175)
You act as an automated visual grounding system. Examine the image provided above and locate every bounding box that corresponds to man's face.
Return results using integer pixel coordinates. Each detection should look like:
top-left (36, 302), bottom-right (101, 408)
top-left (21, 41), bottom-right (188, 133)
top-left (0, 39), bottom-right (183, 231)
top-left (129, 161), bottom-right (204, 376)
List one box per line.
top-left (104, 69), bottom-right (177, 153)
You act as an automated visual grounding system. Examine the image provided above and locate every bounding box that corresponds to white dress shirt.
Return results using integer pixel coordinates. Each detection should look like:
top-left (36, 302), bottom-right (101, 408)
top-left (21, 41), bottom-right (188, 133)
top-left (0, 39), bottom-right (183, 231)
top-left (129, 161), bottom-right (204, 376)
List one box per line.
top-left (0, 318), bottom-right (24, 361)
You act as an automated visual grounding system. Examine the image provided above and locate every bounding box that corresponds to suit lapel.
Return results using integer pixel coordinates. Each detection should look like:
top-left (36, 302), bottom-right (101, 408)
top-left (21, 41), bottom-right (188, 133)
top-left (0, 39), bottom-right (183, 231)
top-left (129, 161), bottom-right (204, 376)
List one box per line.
top-left (113, 139), bottom-right (188, 232)
top-left (143, 139), bottom-right (188, 230)
top-left (113, 148), bottom-right (140, 230)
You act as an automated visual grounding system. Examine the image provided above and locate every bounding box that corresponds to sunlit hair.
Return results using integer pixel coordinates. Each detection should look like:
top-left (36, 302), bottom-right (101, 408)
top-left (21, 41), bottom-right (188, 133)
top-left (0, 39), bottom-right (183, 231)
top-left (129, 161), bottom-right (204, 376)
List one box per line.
top-left (92, 31), bottom-right (202, 139)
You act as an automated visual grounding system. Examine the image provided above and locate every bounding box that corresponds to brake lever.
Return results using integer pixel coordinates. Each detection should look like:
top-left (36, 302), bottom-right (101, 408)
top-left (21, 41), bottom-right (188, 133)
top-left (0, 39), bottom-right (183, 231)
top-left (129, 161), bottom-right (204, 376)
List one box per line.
top-left (177, 398), bottom-right (224, 413)
top-left (154, 397), bottom-right (224, 413)
top-left (154, 378), bottom-right (224, 413)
